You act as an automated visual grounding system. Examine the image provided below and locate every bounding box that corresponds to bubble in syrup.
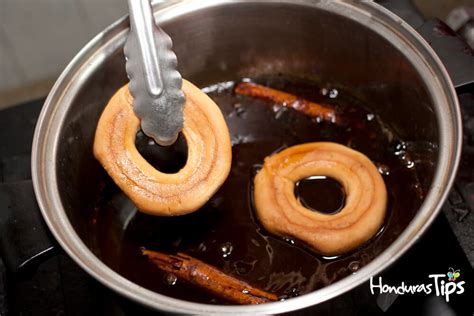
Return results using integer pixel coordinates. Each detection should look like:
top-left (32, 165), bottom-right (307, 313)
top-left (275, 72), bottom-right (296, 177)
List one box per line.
top-left (231, 135), bottom-right (244, 145)
top-left (274, 107), bottom-right (287, 120)
top-left (220, 242), bottom-right (234, 258)
top-left (311, 116), bottom-right (323, 124)
top-left (147, 139), bottom-right (155, 146)
top-left (164, 273), bottom-right (177, 286)
top-left (320, 88), bottom-right (329, 96)
top-left (393, 141), bottom-right (406, 156)
top-left (288, 287), bottom-right (300, 297)
top-left (228, 103), bottom-right (246, 119)
top-left (197, 242), bottom-right (207, 252)
top-left (366, 113), bottom-right (375, 121)
top-left (235, 107), bottom-right (246, 117)
top-left (234, 259), bottom-right (258, 275)
top-left (292, 100), bottom-right (304, 111)
top-left (348, 261), bottom-right (360, 273)
top-left (413, 183), bottom-right (424, 198)
top-left (283, 237), bottom-right (295, 245)
top-left (401, 153), bottom-right (415, 169)
top-left (377, 163), bottom-right (390, 176)
top-left (242, 289), bottom-right (249, 294)
top-left (329, 89), bottom-right (338, 99)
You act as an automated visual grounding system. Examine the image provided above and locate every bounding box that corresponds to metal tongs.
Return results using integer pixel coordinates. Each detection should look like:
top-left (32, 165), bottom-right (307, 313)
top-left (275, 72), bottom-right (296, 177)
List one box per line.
top-left (124, 0), bottom-right (185, 146)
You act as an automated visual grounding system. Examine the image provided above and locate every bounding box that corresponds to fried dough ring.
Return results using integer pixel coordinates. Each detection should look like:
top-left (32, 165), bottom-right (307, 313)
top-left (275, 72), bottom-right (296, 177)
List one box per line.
top-left (254, 142), bottom-right (387, 256)
top-left (93, 80), bottom-right (232, 216)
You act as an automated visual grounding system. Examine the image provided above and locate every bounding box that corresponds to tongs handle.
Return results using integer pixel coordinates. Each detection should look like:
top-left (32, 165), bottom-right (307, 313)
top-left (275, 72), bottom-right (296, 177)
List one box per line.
top-left (127, 0), bottom-right (163, 97)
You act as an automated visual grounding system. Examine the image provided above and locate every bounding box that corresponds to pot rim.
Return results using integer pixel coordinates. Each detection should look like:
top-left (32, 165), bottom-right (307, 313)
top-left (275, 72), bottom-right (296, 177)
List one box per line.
top-left (31, 0), bottom-right (462, 314)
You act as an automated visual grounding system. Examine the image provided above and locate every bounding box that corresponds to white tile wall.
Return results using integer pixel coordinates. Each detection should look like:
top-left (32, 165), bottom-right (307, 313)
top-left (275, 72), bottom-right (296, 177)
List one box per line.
top-left (0, 0), bottom-right (127, 108)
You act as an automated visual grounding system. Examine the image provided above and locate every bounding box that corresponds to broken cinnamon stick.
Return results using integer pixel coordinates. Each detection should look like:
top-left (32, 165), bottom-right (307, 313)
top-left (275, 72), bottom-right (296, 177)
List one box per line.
top-left (235, 82), bottom-right (336, 122)
top-left (142, 249), bottom-right (278, 305)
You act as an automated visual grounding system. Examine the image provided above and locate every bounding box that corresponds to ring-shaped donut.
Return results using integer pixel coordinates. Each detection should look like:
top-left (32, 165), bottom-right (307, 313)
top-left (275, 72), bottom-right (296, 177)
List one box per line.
top-left (253, 142), bottom-right (387, 256)
top-left (93, 80), bottom-right (232, 216)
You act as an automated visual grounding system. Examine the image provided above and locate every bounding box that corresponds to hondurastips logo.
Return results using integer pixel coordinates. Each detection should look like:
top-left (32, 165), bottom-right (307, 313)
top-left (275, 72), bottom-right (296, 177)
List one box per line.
top-left (370, 268), bottom-right (465, 302)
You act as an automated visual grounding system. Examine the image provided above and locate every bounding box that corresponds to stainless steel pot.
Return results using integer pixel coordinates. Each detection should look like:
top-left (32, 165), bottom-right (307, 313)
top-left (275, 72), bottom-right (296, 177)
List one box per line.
top-left (31, 0), bottom-right (462, 314)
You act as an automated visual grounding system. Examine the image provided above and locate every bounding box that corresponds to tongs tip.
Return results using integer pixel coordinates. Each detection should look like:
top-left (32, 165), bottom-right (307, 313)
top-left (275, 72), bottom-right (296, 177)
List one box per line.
top-left (125, 0), bottom-right (185, 146)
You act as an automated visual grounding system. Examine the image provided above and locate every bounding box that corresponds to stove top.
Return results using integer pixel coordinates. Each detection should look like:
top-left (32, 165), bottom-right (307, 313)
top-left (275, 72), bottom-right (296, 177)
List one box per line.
top-left (1, 1), bottom-right (474, 315)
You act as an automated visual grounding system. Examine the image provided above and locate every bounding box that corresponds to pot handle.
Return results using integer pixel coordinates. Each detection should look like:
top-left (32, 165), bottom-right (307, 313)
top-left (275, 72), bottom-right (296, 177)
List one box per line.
top-left (375, 0), bottom-right (425, 29)
top-left (0, 180), bottom-right (57, 273)
top-left (416, 19), bottom-right (474, 93)
top-left (376, 0), bottom-right (474, 92)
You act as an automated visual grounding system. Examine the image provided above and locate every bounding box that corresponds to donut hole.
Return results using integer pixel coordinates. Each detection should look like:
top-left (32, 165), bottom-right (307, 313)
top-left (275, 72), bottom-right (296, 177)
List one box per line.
top-left (294, 176), bottom-right (345, 215)
top-left (135, 130), bottom-right (188, 174)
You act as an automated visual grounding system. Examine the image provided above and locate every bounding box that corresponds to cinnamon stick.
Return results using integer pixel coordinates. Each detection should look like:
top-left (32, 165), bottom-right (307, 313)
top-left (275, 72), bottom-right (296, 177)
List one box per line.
top-left (142, 249), bottom-right (278, 305)
top-left (235, 82), bottom-right (336, 122)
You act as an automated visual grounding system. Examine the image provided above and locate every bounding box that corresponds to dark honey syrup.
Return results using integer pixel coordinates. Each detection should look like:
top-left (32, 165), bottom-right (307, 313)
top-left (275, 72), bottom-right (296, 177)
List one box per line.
top-left (91, 76), bottom-right (424, 304)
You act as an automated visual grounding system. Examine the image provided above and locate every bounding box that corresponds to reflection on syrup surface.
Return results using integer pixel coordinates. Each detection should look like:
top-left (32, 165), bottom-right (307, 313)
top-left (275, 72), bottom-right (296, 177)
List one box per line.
top-left (91, 76), bottom-right (424, 304)
top-left (295, 176), bottom-right (346, 215)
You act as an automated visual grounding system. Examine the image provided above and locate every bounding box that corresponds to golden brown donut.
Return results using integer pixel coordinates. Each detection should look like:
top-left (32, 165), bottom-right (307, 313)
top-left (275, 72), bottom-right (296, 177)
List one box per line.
top-left (254, 142), bottom-right (387, 256)
top-left (93, 80), bottom-right (232, 216)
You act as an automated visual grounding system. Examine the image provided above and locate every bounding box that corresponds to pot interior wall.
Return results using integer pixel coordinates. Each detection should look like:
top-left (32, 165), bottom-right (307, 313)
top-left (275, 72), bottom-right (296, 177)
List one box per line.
top-left (55, 1), bottom-right (438, 285)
